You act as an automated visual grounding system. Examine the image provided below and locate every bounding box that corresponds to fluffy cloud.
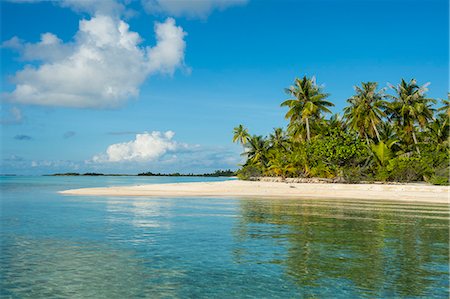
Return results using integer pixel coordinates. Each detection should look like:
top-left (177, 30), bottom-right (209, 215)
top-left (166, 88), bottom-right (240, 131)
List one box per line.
top-left (1, 137), bottom-right (241, 174)
top-left (3, 16), bottom-right (186, 108)
top-left (91, 131), bottom-right (241, 173)
top-left (92, 131), bottom-right (183, 163)
top-left (141, 0), bottom-right (248, 18)
top-left (6, 0), bottom-right (126, 16)
top-left (6, 0), bottom-right (249, 18)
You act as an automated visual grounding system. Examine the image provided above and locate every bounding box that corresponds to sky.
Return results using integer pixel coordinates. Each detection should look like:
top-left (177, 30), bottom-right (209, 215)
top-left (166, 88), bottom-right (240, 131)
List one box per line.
top-left (1, 0), bottom-right (448, 175)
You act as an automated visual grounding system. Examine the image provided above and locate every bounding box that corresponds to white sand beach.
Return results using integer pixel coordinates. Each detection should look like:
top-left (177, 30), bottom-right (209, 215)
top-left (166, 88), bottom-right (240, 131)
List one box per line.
top-left (60, 180), bottom-right (449, 203)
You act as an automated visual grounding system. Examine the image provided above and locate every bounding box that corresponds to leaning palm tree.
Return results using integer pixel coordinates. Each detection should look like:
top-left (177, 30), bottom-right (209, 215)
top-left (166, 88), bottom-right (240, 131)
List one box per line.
top-left (232, 125), bottom-right (250, 148)
top-left (343, 82), bottom-right (387, 143)
top-left (387, 79), bottom-right (436, 154)
top-left (281, 76), bottom-right (334, 142)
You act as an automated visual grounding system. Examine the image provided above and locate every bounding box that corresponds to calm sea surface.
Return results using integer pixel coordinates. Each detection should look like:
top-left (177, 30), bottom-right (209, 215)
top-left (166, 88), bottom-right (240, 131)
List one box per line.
top-left (1, 176), bottom-right (449, 298)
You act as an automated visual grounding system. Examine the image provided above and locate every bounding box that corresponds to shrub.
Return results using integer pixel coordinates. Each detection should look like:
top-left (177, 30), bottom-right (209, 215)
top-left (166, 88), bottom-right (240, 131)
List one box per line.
top-left (237, 164), bottom-right (263, 180)
top-left (342, 166), bottom-right (374, 183)
top-left (429, 175), bottom-right (449, 186)
top-left (386, 157), bottom-right (431, 182)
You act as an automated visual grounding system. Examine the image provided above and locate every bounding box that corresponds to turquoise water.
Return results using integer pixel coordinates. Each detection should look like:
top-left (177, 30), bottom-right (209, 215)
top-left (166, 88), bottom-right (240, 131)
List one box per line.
top-left (1, 176), bottom-right (449, 298)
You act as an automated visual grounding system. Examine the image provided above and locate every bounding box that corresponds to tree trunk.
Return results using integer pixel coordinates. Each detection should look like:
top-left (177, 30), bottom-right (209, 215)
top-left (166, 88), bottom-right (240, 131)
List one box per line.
top-left (412, 131), bottom-right (420, 155)
top-left (365, 134), bottom-right (370, 146)
top-left (371, 119), bottom-right (380, 142)
top-left (306, 118), bottom-right (310, 142)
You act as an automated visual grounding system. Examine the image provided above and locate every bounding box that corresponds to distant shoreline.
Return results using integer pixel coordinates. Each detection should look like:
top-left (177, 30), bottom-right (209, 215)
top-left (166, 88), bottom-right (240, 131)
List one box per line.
top-left (60, 180), bottom-right (449, 204)
top-left (45, 170), bottom-right (236, 177)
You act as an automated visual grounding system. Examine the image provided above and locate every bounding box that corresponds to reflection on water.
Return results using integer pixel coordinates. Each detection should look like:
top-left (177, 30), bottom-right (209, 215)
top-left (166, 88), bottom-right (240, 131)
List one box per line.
top-left (1, 176), bottom-right (449, 298)
top-left (234, 198), bottom-right (449, 298)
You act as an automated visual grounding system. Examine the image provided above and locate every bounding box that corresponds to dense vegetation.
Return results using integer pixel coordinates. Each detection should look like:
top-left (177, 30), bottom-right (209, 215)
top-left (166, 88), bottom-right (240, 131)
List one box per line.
top-left (233, 77), bottom-right (449, 185)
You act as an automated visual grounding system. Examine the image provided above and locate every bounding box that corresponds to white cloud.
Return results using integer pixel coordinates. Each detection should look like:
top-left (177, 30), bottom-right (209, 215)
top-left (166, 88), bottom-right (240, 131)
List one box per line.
top-left (92, 131), bottom-right (182, 163)
top-left (3, 16), bottom-right (186, 108)
top-left (7, 0), bottom-right (248, 19)
top-left (6, 33), bottom-right (73, 62)
top-left (1, 137), bottom-right (240, 174)
top-left (141, 0), bottom-right (248, 19)
top-left (6, 0), bottom-right (126, 16)
top-left (147, 18), bottom-right (188, 74)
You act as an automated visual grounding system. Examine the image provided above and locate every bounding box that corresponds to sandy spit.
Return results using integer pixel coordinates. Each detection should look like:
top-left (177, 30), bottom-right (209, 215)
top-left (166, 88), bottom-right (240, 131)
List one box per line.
top-left (60, 180), bottom-right (449, 204)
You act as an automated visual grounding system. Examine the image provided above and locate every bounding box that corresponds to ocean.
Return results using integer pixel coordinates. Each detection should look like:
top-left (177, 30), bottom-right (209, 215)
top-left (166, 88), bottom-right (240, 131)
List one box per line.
top-left (1, 176), bottom-right (449, 298)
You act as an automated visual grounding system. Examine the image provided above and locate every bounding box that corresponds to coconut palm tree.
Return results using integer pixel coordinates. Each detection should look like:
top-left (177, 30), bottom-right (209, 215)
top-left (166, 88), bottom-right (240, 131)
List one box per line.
top-left (267, 150), bottom-right (295, 179)
top-left (343, 82), bottom-right (387, 143)
top-left (387, 79), bottom-right (436, 154)
top-left (426, 115), bottom-right (449, 146)
top-left (245, 135), bottom-right (268, 166)
top-left (327, 113), bottom-right (346, 131)
top-left (437, 96), bottom-right (449, 118)
top-left (286, 119), bottom-right (306, 142)
top-left (232, 124), bottom-right (250, 149)
top-left (281, 76), bottom-right (334, 142)
top-left (268, 127), bottom-right (288, 150)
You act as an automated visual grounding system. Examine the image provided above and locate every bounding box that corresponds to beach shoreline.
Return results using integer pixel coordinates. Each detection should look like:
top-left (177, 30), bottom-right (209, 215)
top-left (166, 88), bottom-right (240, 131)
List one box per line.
top-left (60, 180), bottom-right (449, 204)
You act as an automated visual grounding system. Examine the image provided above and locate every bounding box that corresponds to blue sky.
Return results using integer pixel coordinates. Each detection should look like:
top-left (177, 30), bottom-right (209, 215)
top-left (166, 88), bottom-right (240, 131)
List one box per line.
top-left (1, 0), bottom-right (448, 175)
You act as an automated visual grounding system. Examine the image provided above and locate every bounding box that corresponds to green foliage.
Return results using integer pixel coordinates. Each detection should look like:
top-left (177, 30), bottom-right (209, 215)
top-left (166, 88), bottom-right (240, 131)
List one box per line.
top-left (266, 149), bottom-right (295, 178)
top-left (233, 75), bottom-right (447, 184)
top-left (386, 157), bottom-right (431, 182)
top-left (429, 175), bottom-right (449, 186)
top-left (344, 82), bottom-right (386, 142)
top-left (342, 166), bottom-right (373, 184)
top-left (232, 124), bottom-right (250, 145)
top-left (237, 164), bottom-right (263, 180)
top-left (281, 76), bottom-right (334, 141)
top-left (306, 129), bottom-right (369, 168)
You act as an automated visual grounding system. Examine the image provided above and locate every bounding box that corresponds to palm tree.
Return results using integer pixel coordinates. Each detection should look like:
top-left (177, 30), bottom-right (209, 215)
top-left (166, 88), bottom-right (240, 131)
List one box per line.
top-left (286, 119), bottom-right (307, 142)
top-left (343, 82), bottom-right (386, 143)
top-left (232, 125), bottom-right (250, 149)
top-left (327, 114), bottom-right (346, 131)
top-left (245, 135), bottom-right (268, 166)
top-left (268, 127), bottom-right (288, 150)
top-left (437, 96), bottom-right (449, 118)
top-left (281, 76), bottom-right (334, 142)
top-left (267, 150), bottom-right (295, 179)
top-left (426, 115), bottom-right (449, 146)
top-left (387, 79), bottom-right (436, 154)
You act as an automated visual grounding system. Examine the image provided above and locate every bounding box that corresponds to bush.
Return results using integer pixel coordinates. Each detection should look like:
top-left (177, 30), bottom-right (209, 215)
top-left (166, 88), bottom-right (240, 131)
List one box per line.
top-left (306, 129), bottom-right (369, 168)
top-left (374, 167), bottom-right (390, 182)
top-left (342, 166), bottom-right (374, 183)
top-left (386, 157), bottom-right (431, 182)
top-left (237, 164), bottom-right (263, 180)
top-left (429, 175), bottom-right (449, 186)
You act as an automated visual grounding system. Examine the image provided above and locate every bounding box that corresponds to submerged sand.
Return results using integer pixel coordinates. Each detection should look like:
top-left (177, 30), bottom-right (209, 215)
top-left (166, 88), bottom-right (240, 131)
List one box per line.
top-left (60, 180), bottom-right (449, 204)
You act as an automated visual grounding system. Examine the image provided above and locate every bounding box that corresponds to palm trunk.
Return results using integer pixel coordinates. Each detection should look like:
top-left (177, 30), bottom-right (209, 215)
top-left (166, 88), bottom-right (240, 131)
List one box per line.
top-left (412, 131), bottom-right (420, 155)
top-left (371, 119), bottom-right (380, 142)
top-left (305, 118), bottom-right (310, 142)
top-left (365, 134), bottom-right (370, 146)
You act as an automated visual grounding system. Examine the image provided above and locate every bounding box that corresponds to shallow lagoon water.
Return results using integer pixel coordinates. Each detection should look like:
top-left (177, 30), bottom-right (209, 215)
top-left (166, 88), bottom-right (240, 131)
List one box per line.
top-left (1, 176), bottom-right (449, 298)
